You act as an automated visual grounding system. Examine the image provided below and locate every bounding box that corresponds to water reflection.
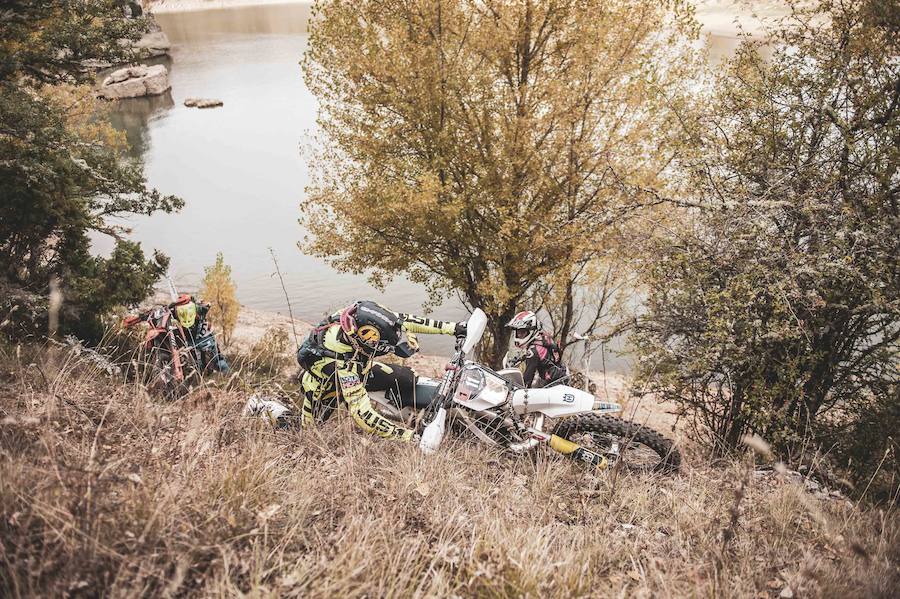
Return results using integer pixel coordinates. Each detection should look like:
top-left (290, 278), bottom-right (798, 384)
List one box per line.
top-left (106, 91), bottom-right (175, 159)
top-left (156, 3), bottom-right (312, 42)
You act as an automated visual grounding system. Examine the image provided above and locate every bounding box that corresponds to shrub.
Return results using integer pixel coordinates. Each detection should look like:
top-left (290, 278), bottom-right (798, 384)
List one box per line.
top-left (199, 253), bottom-right (239, 347)
top-left (1, 4), bottom-right (182, 341)
top-left (633, 1), bottom-right (899, 497)
top-left (247, 326), bottom-right (293, 377)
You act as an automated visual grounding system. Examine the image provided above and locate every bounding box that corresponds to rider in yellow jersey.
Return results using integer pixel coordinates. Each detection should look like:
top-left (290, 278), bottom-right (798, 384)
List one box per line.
top-left (296, 300), bottom-right (466, 441)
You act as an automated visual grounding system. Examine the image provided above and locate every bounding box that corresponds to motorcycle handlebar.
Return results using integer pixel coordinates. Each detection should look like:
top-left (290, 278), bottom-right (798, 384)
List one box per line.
top-left (123, 312), bottom-right (149, 327)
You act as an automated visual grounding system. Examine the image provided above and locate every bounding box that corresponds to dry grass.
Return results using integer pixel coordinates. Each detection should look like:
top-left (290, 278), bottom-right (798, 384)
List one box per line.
top-left (0, 340), bottom-right (898, 598)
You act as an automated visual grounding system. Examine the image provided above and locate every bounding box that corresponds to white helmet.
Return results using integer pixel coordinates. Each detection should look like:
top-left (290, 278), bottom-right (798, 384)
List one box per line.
top-left (506, 310), bottom-right (542, 348)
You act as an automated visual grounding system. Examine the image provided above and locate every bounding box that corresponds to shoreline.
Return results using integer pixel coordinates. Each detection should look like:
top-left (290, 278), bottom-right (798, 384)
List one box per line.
top-left (224, 303), bottom-right (674, 432)
top-left (145, 295), bottom-right (672, 431)
top-left (148, 0), bottom-right (785, 37)
top-left (148, 0), bottom-right (306, 13)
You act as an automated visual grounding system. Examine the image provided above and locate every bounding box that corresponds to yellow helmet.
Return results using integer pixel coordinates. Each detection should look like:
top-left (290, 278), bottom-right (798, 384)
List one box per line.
top-left (176, 301), bottom-right (197, 328)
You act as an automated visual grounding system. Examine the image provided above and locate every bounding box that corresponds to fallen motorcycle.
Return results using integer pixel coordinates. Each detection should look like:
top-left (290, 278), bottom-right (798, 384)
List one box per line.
top-left (249, 309), bottom-right (679, 473)
top-left (123, 294), bottom-right (228, 399)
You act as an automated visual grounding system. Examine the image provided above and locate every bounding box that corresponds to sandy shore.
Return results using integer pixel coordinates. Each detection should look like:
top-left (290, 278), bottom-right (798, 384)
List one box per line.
top-left (228, 302), bottom-right (311, 352)
top-left (141, 291), bottom-right (675, 431)
top-left (224, 303), bottom-right (682, 432)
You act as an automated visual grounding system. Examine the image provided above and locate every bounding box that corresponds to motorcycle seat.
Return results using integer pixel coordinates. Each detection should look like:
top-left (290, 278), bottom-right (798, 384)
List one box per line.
top-left (385, 377), bottom-right (440, 410)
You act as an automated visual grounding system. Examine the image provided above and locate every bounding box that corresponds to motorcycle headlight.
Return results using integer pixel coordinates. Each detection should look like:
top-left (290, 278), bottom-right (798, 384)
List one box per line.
top-left (453, 364), bottom-right (510, 406)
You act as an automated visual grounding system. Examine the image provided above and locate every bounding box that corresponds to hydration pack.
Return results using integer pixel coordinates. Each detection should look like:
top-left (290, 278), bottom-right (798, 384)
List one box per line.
top-left (296, 314), bottom-right (347, 370)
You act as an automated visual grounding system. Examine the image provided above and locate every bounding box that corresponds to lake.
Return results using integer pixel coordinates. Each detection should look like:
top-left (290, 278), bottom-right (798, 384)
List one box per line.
top-left (104, 2), bottom-right (745, 368)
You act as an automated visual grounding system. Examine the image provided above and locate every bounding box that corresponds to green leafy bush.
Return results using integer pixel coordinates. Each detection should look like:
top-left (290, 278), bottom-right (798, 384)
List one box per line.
top-left (199, 253), bottom-right (239, 347)
top-left (0, 2), bottom-right (182, 342)
top-left (634, 1), bottom-right (899, 497)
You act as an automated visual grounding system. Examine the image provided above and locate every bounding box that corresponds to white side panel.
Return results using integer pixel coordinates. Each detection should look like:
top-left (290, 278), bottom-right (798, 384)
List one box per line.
top-left (452, 380), bottom-right (508, 411)
top-left (511, 385), bottom-right (594, 417)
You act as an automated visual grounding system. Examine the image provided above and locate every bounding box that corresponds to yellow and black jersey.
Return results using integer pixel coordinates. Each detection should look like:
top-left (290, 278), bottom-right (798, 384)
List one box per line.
top-left (298, 307), bottom-right (461, 441)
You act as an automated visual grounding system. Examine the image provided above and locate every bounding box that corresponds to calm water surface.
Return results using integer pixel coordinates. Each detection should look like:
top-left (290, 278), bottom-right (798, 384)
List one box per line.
top-left (109, 5), bottom-right (465, 327)
top-left (104, 3), bottom-right (743, 367)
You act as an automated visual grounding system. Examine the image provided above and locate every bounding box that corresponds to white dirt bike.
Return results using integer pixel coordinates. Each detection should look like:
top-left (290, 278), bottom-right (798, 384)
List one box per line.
top-left (246, 309), bottom-right (679, 472)
top-left (378, 309), bottom-right (680, 472)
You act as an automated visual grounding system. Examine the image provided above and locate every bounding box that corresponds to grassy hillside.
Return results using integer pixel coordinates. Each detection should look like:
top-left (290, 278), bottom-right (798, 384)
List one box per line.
top-left (1, 340), bottom-right (897, 597)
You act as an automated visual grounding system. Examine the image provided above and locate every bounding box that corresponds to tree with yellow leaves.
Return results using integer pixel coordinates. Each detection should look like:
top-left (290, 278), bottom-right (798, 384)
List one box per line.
top-left (302, 0), bottom-right (700, 365)
top-left (200, 253), bottom-right (239, 347)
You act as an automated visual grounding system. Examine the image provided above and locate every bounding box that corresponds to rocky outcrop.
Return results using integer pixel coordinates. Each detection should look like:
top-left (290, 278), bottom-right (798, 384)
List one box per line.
top-left (134, 30), bottom-right (171, 59)
top-left (184, 98), bottom-right (224, 109)
top-left (81, 15), bottom-right (171, 70)
top-left (99, 64), bottom-right (171, 99)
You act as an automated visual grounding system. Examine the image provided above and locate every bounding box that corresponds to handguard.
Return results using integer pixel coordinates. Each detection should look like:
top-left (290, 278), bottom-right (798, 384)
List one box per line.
top-left (394, 341), bottom-right (418, 359)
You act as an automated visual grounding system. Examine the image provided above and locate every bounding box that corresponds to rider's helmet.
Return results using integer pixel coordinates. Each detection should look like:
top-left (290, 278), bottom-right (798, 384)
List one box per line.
top-left (174, 294), bottom-right (197, 328)
top-left (506, 310), bottom-right (542, 349)
top-left (339, 301), bottom-right (402, 356)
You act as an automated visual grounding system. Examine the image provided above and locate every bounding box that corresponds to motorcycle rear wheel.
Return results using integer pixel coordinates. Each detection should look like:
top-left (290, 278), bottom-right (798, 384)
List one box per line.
top-left (553, 414), bottom-right (681, 473)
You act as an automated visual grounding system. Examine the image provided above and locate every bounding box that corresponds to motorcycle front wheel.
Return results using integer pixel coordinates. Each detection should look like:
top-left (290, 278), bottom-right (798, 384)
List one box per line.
top-left (553, 414), bottom-right (681, 473)
top-left (146, 346), bottom-right (198, 401)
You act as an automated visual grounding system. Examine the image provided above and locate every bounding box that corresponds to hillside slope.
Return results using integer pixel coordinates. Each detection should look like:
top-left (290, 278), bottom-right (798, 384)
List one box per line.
top-left (0, 341), bottom-right (897, 597)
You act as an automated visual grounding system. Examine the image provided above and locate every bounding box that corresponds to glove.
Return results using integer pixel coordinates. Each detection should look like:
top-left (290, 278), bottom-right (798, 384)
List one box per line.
top-left (454, 322), bottom-right (467, 338)
top-left (406, 332), bottom-right (419, 351)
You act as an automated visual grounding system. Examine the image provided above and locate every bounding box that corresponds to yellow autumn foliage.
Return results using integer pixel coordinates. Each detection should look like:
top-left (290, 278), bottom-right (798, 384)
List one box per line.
top-left (302, 0), bottom-right (702, 364)
top-left (200, 253), bottom-right (239, 347)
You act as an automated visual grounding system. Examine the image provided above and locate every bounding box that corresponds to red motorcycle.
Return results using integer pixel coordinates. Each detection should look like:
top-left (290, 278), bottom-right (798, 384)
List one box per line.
top-left (123, 294), bottom-right (228, 398)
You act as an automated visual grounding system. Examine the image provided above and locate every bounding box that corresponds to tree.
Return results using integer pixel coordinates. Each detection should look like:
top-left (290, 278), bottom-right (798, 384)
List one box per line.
top-left (526, 226), bottom-right (638, 358)
top-left (0, 1), bottom-right (182, 340)
top-left (633, 1), bottom-right (899, 489)
top-left (302, 0), bottom-right (700, 365)
top-left (199, 253), bottom-right (239, 348)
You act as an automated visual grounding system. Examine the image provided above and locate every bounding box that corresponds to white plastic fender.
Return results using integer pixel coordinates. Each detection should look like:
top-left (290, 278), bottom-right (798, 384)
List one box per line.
top-left (419, 407), bottom-right (447, 453)
top-left (462, 309), bottom-right (487, 355)
top-left (511, 385), bottom-right (595, 418)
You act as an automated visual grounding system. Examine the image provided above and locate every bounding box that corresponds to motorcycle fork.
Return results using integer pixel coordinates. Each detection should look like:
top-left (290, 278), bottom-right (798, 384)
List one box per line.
top-left (168, 330), bottom-right (184, 382)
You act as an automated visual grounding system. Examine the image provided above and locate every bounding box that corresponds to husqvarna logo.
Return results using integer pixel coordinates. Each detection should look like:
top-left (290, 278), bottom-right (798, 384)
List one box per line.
top-left (563, 393), bottom-right (575, 403)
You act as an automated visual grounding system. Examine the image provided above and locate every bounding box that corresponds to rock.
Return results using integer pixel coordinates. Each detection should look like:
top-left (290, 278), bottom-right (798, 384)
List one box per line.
top-left (81, 58), bottom-right (115, 70)
top-left (99, 64), bottom-right (171, 99)
top-left (134, 30), bottom-right (171, 59)
top-left (184, 98), bottom-right (224, 109)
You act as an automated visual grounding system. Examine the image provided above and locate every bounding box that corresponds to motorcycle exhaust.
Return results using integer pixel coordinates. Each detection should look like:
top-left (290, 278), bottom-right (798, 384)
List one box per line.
top-left (419, 407), bottom-right (447, 453)
top-left (549, 434), bottom-right (608, 469)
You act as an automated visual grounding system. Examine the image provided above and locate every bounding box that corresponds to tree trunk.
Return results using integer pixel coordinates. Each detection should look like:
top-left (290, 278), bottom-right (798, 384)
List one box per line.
top-left (723, 385), bottom-right (746, 453)
top-left (481, 306), bottom-right (518, 369)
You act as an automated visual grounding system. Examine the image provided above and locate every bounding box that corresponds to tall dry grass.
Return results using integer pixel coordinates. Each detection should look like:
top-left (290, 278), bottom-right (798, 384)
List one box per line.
top-left (0, 340), bottom-right (897, 597)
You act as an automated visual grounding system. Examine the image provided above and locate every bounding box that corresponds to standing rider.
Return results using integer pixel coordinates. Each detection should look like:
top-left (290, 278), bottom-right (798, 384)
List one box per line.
top-left (505, 310), bottom-right (568, 388)
top-left (296, 301), bottom-right (466, 441)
